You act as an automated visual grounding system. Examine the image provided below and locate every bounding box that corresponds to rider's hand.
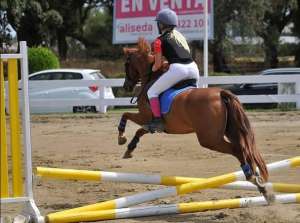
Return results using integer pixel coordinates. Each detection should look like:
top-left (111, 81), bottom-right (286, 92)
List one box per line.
top-left (162, 61), bottom-right (169, 72)
top-left (148, 54), bottom-right (155, 63)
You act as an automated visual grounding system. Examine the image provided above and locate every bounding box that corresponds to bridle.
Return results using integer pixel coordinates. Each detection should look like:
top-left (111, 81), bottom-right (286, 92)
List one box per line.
top-left (125, 53), bottom-right (142, 104)
top-left (124, 51), bottom-right (153, 104)
top-left (124, 54), bottom-right (137, 88)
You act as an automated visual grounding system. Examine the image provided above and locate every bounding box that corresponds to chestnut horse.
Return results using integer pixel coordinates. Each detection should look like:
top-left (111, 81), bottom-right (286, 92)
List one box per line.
top-left (117, 38), bottom-right (272, 202)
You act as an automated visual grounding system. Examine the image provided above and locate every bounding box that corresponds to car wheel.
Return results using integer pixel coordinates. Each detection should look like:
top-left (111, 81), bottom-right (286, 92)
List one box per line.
top-left (90, 106), bottom-right (97, 113)
top-left (73, 106), bottom-right (97, 113)
top-left (84, 106), bottom-right (97, 113)
top-left (73, 106), bottom-right (79, 113)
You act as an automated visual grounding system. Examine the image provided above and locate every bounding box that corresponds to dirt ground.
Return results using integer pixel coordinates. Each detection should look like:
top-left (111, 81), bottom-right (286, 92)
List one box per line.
top-left (2, 110), bottom-right (300, 223)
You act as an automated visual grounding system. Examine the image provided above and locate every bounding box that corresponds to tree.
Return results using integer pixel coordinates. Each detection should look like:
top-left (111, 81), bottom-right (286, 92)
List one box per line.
top-left (0, 1), bottom-right (12, 51)
top-left (98, 0), bottom-right (113, 15)
top-left (255, 1), bottom-right (297, 68)
top-left (6, 0), bottom-right (63, 47)
top-left (46, 0), bottom-right (100, 59)
top-left (48, 0), bottom-right (117, 59)
top-left (46, 0), bottom-right (116, 60)
top-left (211, 0), bottom-right (266, 72)
top-left (5, 0), bottom-right (102, 59)
top-left (293, 0), bottom-right (300, 66)
top-left (82, 8), bottom-right (122, 59)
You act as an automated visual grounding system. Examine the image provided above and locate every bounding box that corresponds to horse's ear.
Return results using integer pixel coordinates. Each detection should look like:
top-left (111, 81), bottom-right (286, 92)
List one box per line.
top-left (138, 37), bottom-right (150, 54)
top-left (123, 47), bottom-right (129, 55)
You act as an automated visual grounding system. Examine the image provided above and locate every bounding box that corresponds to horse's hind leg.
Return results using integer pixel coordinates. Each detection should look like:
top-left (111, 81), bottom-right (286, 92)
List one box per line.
top-left (196, 135), bottom-right (243, 163)
top-left (197, 135), bottom-right (274, 203)
top-left (123, 128), bottom-right (148, 159)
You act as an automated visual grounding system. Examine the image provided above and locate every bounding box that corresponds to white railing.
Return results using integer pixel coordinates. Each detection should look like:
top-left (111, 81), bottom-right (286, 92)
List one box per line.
top-left (26, 75), bottom-right (300, 113)
top-left (200, 75), bottom-right (300, 106)
top-left (26, 79), bottom-right (132, 113)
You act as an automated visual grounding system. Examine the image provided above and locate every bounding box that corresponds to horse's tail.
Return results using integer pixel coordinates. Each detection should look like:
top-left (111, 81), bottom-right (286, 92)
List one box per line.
top-left (220, 90), bottom-right (268, 182)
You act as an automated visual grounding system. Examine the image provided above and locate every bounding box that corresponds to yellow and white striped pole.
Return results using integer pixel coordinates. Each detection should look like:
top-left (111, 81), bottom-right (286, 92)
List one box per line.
top-left (36, 163), bottom-right (300, 193)
top-left (0, 59), bottom-right (9, 198)
top-left (37, 157), bottom-right (300, 184)
top-left (8, 58), bottom-right (23, 197)
top-left (45, 172), bottom-right (241, 220)
top-left (46, 193), bottom-right (300, 223)
top-left (46, 156), bottom-right (300, 221)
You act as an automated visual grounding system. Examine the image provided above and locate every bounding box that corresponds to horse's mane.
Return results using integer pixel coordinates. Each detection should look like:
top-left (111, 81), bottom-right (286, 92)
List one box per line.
top-left (123, 37), bottom-right (163, 82)
top-left (123, 37), bottom-right (151, 56)
top-left (137, 37), bottom-right (151, 55)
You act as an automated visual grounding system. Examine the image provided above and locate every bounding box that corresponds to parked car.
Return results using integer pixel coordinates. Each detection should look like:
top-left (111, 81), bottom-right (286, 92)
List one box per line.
top-left (224, 68), bottom-right (300, 108)
top-left (226, 68), bottom-right (300, 95)
top-left (7, 69), bottom-right (115, 113)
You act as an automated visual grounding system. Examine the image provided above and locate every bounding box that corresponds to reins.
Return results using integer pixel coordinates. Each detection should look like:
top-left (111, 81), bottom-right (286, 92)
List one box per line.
top-left (130, 69), bottom-right (152, 104)
top-left (130, 83), bottom-right (142, 104)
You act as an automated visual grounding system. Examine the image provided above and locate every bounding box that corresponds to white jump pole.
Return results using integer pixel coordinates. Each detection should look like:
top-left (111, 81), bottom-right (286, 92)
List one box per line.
top-left (36, 166), bottom-right (300, 193)
top-left (46, 156), bottom-right (300, 220)
top-left (46, 193), bottom-right (300, 223)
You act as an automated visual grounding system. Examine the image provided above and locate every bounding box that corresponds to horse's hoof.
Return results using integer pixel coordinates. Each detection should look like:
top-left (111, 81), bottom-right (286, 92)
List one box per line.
top-left (254, 175), bottom-right (265, 188)
top-left (263, 191), bottom-right (276, 205)
top-left (118, 136), bottom-right (127, 145)
top-left (251, 176), bottom-right (275, 205)
top-left (123, 150), bottom-right (133, 159)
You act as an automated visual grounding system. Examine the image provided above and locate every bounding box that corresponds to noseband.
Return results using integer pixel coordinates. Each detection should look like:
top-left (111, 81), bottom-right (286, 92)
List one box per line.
top-left (124, 54), bottom-right (140, 104)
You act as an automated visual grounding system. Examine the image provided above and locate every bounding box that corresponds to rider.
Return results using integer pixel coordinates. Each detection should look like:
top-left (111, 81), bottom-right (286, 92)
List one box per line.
top-left (147, 8), bottom-right (200, 132)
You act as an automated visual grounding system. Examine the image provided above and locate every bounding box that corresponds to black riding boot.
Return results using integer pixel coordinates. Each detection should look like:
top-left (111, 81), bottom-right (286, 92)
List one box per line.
top-left (147, 117), bottom-right (164, 133)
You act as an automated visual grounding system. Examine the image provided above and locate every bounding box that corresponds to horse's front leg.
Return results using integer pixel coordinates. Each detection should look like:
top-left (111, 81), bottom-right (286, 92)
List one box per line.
top-left (123, 128), bottom-right (148, 158)
top-left (118, 112), bottom-right (149, 145)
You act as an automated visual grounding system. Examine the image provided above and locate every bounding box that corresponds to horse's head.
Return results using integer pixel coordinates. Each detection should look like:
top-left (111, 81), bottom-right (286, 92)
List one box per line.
top-left (123, 38), bottom-right (151, 92)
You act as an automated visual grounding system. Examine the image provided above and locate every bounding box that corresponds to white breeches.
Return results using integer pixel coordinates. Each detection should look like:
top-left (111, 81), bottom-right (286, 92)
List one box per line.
top-left (147, 62), bottom-right (200, 99)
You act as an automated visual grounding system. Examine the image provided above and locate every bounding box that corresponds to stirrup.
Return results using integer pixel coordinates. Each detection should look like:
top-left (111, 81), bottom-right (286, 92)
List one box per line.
top-left (144, 118), bottom-right (164, 133)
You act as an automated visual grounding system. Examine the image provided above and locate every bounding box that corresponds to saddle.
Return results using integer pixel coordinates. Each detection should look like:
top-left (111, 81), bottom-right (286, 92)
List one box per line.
top-left (172, 79), bottom-right (197, 89)
top-left (160, 79), bottom-right (197, 115)
top-left (145, 78), bottom-right (197, 115)
top-left (146, 78), bottom-right (197, 91)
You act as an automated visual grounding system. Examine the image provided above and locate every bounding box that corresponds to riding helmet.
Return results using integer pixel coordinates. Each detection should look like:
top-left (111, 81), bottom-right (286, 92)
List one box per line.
top-left (155, 8), bottom-right (178, 26)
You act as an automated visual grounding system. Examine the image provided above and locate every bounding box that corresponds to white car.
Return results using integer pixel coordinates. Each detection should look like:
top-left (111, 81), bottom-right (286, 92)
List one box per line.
top-left (18, 69), bottom-right (114, 113)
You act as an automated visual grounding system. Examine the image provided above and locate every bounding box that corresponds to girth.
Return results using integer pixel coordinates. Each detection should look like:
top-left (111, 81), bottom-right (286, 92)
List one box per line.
top-left (172, 79), bottom-right (197, 89)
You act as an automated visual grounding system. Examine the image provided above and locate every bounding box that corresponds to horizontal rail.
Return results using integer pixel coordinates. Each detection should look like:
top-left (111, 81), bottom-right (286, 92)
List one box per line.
top-left (0, 54), bottom-right (22, 59)
top-left (46, 193), bottom-right (300, 223)
top-left (4, 75), bottom-right (300, 113)
top-left (12, 95), bottom-right (298, 108)
top-left (27, 98), bottom-right (133, 107)
top-left (0, 197), bottom-right (30, 203)
top-left (36, 166), bottom-right (300, 193)
top-left (201, 75), bottom-right (300, 84)
top-left (8, 75), bottom-right (300, 88)
top-left (46, 156), bottom-right (300, 220)
top-left (238, 94), bottom-right (300, 103)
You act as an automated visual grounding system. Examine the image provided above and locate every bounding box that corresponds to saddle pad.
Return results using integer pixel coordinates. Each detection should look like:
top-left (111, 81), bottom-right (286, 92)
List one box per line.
top-left (160, 86), bottom-right (195, 114)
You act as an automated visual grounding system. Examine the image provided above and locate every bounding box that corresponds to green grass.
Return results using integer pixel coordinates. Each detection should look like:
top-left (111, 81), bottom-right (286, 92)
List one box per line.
top-left (107, 107), bottom-right (138, 114)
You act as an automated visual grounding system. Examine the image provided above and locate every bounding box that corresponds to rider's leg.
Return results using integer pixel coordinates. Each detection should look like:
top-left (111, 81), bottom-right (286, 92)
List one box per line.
top-left (148, 62), bottom-right (199, 98)
top-left (149, 97), bottom-right (161, 118)
top-left (147, 97), bottom-right (164, 133)
top-left (146, 62), bottom-right (199, 132)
